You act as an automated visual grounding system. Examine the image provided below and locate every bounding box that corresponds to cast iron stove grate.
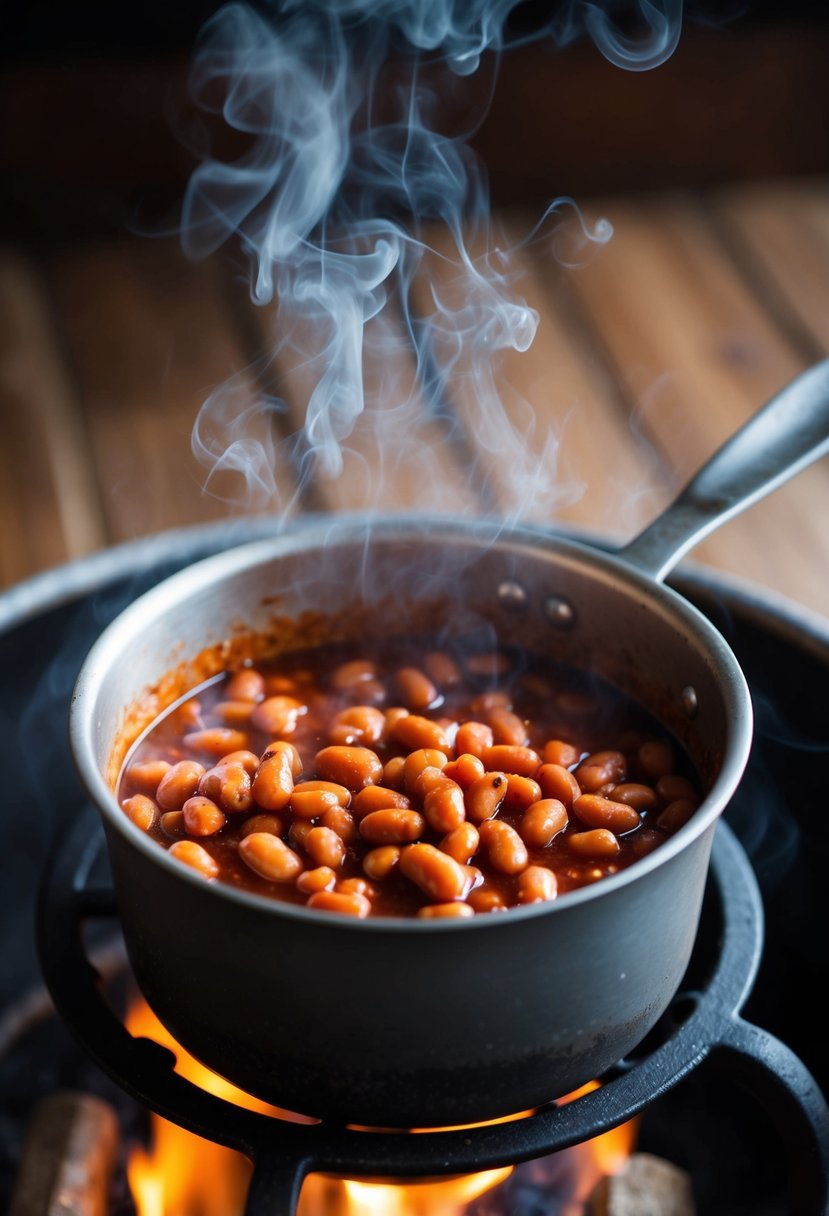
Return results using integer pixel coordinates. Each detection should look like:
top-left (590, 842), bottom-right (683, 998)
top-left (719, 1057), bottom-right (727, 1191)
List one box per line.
top-left (38, 803), bottom-right (829, 1216)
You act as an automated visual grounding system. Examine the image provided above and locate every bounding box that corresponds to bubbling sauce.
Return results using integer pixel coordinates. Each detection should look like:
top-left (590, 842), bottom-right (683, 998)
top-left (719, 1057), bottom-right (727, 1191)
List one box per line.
top-left (117, 638), bottom-right (702, 918)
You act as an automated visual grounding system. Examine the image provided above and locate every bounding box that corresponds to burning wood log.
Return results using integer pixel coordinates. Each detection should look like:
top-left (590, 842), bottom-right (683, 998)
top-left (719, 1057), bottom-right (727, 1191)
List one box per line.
top-left (589, 1152), bottom-right (696, 1216)
top-left (8, 1091), bottom-right (119, 1216)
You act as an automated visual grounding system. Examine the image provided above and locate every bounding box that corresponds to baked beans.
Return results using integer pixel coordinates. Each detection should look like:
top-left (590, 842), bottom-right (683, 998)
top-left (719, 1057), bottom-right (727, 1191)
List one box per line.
top-left (118, 638), bottom-right (703, 917)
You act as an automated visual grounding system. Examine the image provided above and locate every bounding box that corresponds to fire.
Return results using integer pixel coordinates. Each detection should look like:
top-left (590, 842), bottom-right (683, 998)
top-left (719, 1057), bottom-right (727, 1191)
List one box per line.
top-left (125, 996), bottom-right (637, 1216)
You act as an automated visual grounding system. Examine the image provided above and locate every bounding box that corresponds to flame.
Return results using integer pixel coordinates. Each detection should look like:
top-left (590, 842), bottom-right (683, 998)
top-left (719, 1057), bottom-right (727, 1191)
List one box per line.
top-left (125, 996), bottom-right (636, 1216)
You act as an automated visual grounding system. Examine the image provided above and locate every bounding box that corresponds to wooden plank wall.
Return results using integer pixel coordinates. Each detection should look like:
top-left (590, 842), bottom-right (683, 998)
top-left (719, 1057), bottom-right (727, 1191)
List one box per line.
top-left (1, 180), bottom-right (828, 620)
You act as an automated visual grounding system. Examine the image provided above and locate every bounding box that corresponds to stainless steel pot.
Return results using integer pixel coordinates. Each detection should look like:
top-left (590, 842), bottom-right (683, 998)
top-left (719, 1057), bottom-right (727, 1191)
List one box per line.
top-left (69, 360), bottom-right (829, 1128)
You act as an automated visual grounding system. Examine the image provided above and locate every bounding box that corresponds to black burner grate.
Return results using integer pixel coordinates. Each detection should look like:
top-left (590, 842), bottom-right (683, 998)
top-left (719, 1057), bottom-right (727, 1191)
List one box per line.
top-left (37, 806), bottom-right (829, 1216)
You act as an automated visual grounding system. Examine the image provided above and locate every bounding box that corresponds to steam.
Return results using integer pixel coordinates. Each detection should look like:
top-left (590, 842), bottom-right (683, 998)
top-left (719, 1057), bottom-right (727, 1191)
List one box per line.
top-left (183, 1), bottom-right (683, 517)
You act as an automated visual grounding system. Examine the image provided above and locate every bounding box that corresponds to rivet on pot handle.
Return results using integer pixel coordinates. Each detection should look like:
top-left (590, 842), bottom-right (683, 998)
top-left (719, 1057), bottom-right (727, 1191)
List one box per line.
top-left (618, 358), bottom-right (829, 583)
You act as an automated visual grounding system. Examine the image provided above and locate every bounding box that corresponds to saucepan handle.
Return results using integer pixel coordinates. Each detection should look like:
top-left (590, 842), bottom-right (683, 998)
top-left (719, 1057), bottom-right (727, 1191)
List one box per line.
top-left (618, 358), bottom-right (829, 583)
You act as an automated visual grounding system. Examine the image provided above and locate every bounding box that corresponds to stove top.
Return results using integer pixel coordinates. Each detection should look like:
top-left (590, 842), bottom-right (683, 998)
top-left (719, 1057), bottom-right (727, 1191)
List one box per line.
top-left (2, 518), bottom-right (828, 1214)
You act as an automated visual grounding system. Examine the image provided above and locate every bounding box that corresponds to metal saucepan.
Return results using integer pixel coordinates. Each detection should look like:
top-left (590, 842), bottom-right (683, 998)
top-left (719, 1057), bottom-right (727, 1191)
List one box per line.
top-left (69, 360), bottom-right (829, 1128)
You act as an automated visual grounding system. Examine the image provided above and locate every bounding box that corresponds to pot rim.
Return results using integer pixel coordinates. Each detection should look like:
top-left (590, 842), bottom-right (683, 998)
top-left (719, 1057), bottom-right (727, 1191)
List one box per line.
top-left (69, 510), bottom-right (754, 932)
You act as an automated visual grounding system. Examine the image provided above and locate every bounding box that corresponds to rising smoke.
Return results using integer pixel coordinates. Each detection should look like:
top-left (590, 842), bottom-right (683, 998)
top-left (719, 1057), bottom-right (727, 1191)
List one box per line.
top-left (183, 1), bottom-right (683, 518)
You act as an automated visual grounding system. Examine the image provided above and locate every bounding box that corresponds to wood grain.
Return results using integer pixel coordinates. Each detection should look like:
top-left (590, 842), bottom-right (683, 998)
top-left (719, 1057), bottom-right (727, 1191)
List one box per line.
top-left (562, 192), bottom-right (829, 616)
top-left (712, 178), bottom-right (829, 359)
top-left (0, 252), bottom-right (105, 586)
top-left (45, 239), bottom-right (297, 544)
top-left (2, 183), bottom-right (828, 623)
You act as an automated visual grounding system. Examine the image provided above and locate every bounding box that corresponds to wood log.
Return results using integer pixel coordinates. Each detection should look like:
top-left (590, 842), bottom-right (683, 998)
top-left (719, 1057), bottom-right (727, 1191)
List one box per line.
top-left (589, 1151), bottom-right (696, 1216)
top-left (8, 1091), bottom-right (119, 1216)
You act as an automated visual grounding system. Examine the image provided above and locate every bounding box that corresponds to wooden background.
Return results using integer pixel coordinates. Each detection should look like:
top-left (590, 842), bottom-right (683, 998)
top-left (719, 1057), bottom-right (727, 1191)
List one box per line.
top-left (2, 15), bottom-right (829, 619)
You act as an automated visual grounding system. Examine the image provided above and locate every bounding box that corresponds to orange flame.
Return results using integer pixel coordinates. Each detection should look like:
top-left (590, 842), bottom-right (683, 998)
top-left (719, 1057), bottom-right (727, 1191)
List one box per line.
top-left (125, 997), bottom-right (637, 1216)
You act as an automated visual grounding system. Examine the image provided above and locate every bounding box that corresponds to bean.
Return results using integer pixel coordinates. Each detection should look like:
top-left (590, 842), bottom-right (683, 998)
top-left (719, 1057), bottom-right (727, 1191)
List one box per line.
top-left (412, 765), bottom-right (451, 799)
top-left (484, 745), bottom-right (541, 777)
top-left (292, 779), bottom-right (350, 806)
top-left (240, 813), bottom-right (283, 838)
top-left (183, 728), bottom-right (249, 758)
top-left (264, 674), bottom-right (300, 696)
top-left (417, 902), bottom-right (474, 919)
top-left (395, 667), bottom-right (439, 711)
top-left (363, 846), bottom-right (401, 880)
top-left (296, 866), bottom-right (337, 895)
top-left (199, 760), bottom-right (253, 813)
top-left (331, 659), bottom-right (377, 690)
top-left (487, 707), bottom-right (528, 747)
top-left (399, 843), bottom-right (474, 902)
top-left (305, 826), bottom-right (346, 869)
top-left (465, 651), bottom-right (510, 678)
top-left (214, 700), bottom-right (255, 728)
top-left (122, 794), bottom-right (157, 832)
top-left (384, 707), bottom-right (410, 733)
top-left (329, 705), bottom-right (386, 746)
top-left (307, 890), bottom-right (371, 918)
top-left (182, 796), bottom-right (226, 836)
top-left (160, 810), bottom-right (186, 838)
top-left (250, 696), bottom-right (306, 737)
top-left (657, 799), bottom-right (697, 833)
top-left (542, 739), bottom-right (581, 768)
top-left (503, 774), bottom-right (542, 812)
top-left (351, 784), bottom-right (411, 817)
top-left (168, 840), bottom-right (219, 879)
top-left (174, 698), bottom-right (202, 730)
top-left (351, 678), bottom-right (386, 706)
top-left (360, 809), bottom-right (425, 845)
top-left (637, 739), bottom-right (675, 779)
top-left (221, 749), bottom-right (261, 777)
top-left (519, 799), bottom-right (568, 848)
top-left (569, 829), bottom-right (620, 858)
top-left (422, 778), bottom-right (466, 833)
top-left (402, 748), bottom-right (448, 795)
top-left (467, 886), bottom-right (507, 913)
top-left (656, 774), bottom-right (698, 804)
top-left (252, 749), bottom-right (295, 811)
top-left (157, 761), bottom-right (206, 811)
top-left (465, 771), bottom-right (507, 822)
top-left (424, 651), bottom-right (462, 688)
top-left (574, 750), bottom-right (627, 792)
top-left (573, 793), bottom-right (641, 835)
top-left (321, 806), bottom-right (358, 843)
top-left (518, 865), bottom-right (558, 904)
top-left (289, 819), bottom-right (313, 848)
top-left (455, 721), bottom-right (494, 759)
top-left (225, 668), bottom-right (265, 702)
top-left (391, 715), bottom-right (451, 755)
top-left (439, 822), bottom-right (480, 865)
top-left (478, 819), bottom-right (528, 874)
top-left (631, 828), bottom-right (664, 856)
top-left (337, 877), bottom-right (376, 898)
top-left (258, 741), bottom-right (302, 779)
top-left (537, 763), bottom-right (581, 810)
top-left (124, 760), bottom-right (171, 796)
top-left (382, 756), bottom-right (406, 789)
top-left (239, 833), bottom-right (304, 882)
top-left (472, 691), bottom-right (512, 714)
top-left (442, 753), bottom-right (486, 789)
top-left (611, 783), bottom-right (659, 812)
top-left (314, 746), bottom-right (383, 790)
top-left (290, 788), bottom-right (343, 820)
